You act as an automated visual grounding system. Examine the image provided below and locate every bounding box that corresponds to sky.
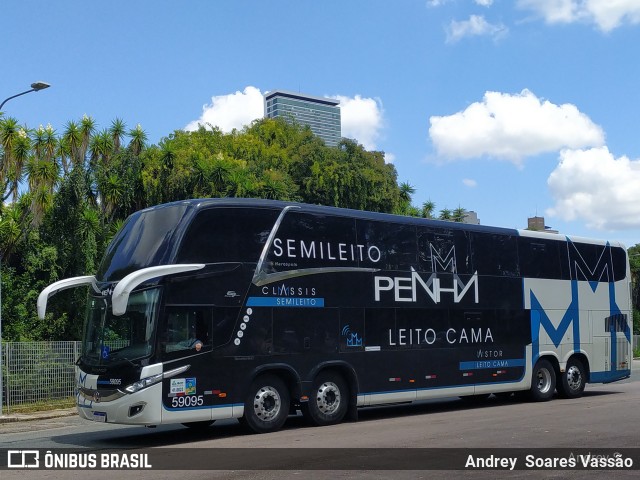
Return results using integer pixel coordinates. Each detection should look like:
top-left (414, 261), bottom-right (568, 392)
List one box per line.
top-left (2, 0), bottom-right (640, 248)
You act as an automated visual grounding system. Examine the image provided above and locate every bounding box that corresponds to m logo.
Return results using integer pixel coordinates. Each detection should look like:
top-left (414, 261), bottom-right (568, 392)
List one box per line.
top-left (568, 240), bottom-right (612, 287)
top-left (429, 244), bottom-right (457, 273)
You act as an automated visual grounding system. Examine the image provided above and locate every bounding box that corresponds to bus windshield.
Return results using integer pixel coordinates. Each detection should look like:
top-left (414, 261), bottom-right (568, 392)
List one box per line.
top-left (81, 288), bottom-right (161, 366)
top-left (96, 203), bottom-right (189, 282)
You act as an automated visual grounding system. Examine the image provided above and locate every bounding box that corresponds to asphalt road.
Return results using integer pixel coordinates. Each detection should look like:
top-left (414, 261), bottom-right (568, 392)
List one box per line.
top-left (2, 362), bottom-right (639, 479)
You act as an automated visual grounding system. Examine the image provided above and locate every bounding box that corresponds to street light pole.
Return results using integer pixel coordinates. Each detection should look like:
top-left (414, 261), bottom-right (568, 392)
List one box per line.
top-left (0, 81), bottom-right (51, 111)
top-left (0, 80), bottom-right (51, 416)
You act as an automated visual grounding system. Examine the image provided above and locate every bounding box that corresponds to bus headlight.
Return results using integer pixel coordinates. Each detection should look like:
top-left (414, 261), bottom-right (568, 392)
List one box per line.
top-left (123, 365), bottom-right (189, 394)
top-left (124, 373), bottom-right (163, 394)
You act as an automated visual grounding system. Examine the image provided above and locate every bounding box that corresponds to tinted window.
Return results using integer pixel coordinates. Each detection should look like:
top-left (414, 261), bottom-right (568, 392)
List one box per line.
top-left (266, 212), bottom-right (361, 269)
top-left (98, 204), bottom-right (188, 281)
top-left (417, 227), bottom-right (473, 275)
top-left (356, 220), bottom-right (417, 270)
top-left (518, 238), bottom-right (563, 279)
top-left (161, 306), bottom-right (211, 359)
top-left (395, 309), bottom-right (450, 349)
top-left (567, 242), bottom-right (626, 282)
top-left (272, 309), bottom-right (339, 354)
top-left (612, 247), bottom-right (627, 282)
top-left (176, 208), bottom-right (279, 264)
top-left (365, 308), bottom-right (395, 351)
top-left (471, 233), bottom-right (519, 277)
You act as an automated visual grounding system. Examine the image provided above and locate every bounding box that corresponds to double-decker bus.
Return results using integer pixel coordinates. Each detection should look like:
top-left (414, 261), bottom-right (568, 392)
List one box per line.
top-left (38, 199), bottom-right (632, 433)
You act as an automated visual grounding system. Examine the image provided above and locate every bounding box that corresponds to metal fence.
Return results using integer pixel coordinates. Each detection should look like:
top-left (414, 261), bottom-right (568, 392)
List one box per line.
top-left (1, 341), bottom-right (80, 413)
top-left (1, 337), bottom-right (640, 414)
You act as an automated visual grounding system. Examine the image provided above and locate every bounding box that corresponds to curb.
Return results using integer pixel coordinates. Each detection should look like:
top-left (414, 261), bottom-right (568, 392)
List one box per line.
top-left (0, 408), bottom-right (77, 424)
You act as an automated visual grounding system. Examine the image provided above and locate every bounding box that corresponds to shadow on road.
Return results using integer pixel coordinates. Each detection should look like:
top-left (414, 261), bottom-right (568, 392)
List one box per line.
top-left (48, 387), bottom-right (626, 449)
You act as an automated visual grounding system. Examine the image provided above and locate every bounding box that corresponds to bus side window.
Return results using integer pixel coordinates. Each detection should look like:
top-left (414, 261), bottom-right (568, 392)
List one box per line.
top-left (162, 307), bottom-right (210, 355)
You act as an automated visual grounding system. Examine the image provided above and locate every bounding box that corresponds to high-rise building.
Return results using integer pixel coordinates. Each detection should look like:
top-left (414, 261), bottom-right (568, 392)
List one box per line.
top-left (527, 216), bottom-right (559, 234)
top-left (264, 90), bottom-right (341, 147)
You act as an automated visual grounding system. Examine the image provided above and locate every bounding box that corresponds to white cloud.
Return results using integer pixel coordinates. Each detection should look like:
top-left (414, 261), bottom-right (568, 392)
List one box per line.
top-left (427, 0), bottom-right (451, 7)
top-left (184, 86), bottom-right (264, 133)
top-left (518, 0), bottom-right (640, 32)
top-left (185, 87), bottom-right (385, 151)
top-left (428, 89), bottom-right (605, 164)
top-left (331, 94), bottom-right (385, 150)
top-left (475, 0), bottom-right (494, 6)
top-left (446, 15), bottom-right (508, 43)
top-left (384, 152), bottom-right (396, 164)
top-left (462, 178), bottom-right (478, 187)
top-left (546, 147), bottom-right (640, 230)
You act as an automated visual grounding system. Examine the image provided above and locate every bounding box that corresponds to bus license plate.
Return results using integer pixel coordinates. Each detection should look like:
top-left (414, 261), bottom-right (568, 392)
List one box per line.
top-left (93, 412), bottom-right (107, 422)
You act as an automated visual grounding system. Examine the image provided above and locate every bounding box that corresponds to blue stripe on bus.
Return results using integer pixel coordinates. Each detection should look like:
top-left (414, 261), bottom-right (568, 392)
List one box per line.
top-left (459, 359), bottom-right (525, 370)
top-left (590, 370), bottom-right (630, 383)
top-left (162, 403), bottom-right (243, 412)
top-left (246, 297), bottom-right (325, 307)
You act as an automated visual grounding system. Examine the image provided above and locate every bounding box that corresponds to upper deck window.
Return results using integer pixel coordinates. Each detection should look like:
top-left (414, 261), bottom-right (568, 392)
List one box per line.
top-left (176, 207), bottom-right (279, 264)
top-left (97, 204), bottom-right (189, 282)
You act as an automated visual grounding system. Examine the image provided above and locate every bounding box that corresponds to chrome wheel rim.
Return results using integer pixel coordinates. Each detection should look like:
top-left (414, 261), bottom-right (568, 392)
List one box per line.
top-left (536, 367), bottom-right (552, 394)
top-left (253, 386), bottom-right (281, 422)
top-left (566, 365), bottom-right (582, 391)
top-left (316, 381), bottom-right (341, 416)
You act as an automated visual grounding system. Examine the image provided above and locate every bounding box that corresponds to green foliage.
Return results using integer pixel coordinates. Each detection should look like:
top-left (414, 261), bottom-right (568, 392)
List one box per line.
top-left (0, 114), bottom-right (463, 341)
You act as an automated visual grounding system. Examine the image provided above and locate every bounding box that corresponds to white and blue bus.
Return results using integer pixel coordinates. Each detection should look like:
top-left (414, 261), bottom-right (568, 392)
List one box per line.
top-left (38, 199), bottom-right (632, 433)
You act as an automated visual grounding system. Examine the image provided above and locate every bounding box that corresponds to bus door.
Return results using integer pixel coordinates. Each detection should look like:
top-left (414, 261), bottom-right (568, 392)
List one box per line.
top-left (159, 306), bottom-right (235, 423)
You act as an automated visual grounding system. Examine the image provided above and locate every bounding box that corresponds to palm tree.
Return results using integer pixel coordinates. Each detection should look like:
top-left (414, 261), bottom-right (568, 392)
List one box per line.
top-left (0, 201), bottom-right (25, 260)
top-left (89, 130), bottom-right (114, 168)
top-left (62, 121), bottom-right (82, 167)
top-left (26, 144), bottom-right (59, 226)
top-left (452, 206), bottom-right (467, 223)
top-left (128, 124), bottom-right (147, 156)
top-left (439, 208), bottom-right (452, 221)
top-left (421, 200), bottom-right (436, 219)
top-left (6, 127), bottom-right (30, 202)
top-left (110, 118), bottom-right (126, 153)
top-left (80, 115), bottom-right (96, 162)
top-left (56, 135), bottom-right (72, 175)
top-left (399, 182), bottom-right (415, 205)
top-left (100, 172), bottom-right (125, 220)
top-left (0, 117), bottom-right (23, 201)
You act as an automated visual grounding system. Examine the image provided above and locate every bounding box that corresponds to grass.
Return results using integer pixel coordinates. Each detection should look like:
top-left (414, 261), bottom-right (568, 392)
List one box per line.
top-left (3, 397), bottom-right (75, 414)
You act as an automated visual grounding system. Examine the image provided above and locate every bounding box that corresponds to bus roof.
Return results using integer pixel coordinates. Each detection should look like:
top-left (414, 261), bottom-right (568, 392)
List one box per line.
top-left (139, 198), bottom-right (624, 248)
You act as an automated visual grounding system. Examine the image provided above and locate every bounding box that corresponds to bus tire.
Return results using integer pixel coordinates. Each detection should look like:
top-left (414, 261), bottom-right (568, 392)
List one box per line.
top-left (557, 357), bottom-right (586, 399)
top-left (243, 374), bottom-right (290, 434)
top-left (529, 359), bottom-right (556, 402)
top-left (306, 372), bottom-right (349, 426)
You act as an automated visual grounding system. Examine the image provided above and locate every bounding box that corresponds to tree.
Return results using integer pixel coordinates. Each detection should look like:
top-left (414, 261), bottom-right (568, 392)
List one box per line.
top-left (629, 244), bottom-right (640, 334)
top-left (439, 208), bottom-right (452, 221)
top-left (452, 206), bottom-right (467, 223)
top-left (110, 118), bottom-right (126, 153)
top-left (0, 117), bottom-right (31, 202)
top-left (421, 200), bottom-right (436, 219)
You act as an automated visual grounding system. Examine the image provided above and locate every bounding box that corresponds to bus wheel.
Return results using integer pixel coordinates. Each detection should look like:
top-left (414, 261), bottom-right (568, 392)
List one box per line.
top-left (557, 357), bottom-right (586, 399)
top-left (244, 374), bottom-right (290, 434)
top-left (306, 372), bottom-right (349, 426)
top-left (529, 359), bottom-right (556, 402)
